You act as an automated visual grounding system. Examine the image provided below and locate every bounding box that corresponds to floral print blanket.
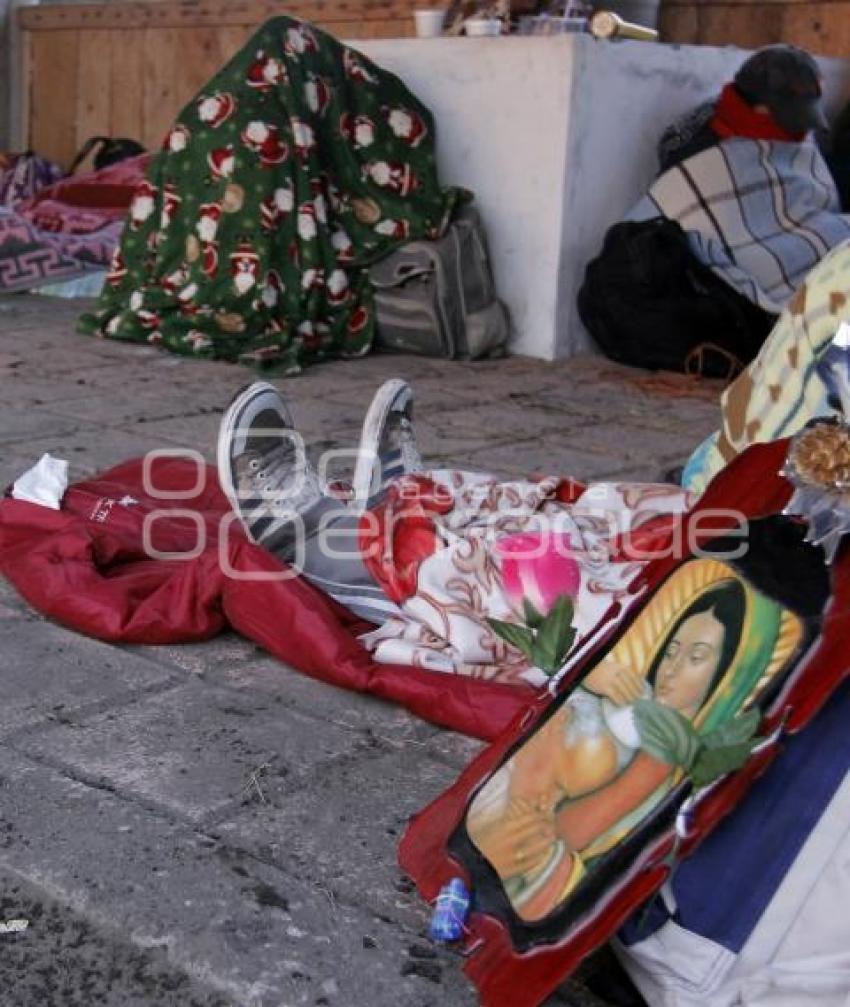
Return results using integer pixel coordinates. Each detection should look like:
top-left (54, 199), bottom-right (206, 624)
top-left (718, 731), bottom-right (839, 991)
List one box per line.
top-left (360, 469), bottom-right (694, 687)
top-left (79, 16), bottom-right (460, 373)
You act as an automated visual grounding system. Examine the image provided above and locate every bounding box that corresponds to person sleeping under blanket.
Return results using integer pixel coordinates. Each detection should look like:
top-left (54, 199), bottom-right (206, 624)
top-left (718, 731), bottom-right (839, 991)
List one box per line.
top-left (215, 378), bottom-right (695, 687)
top-left (628, 45), bottom-right (850, 318)
top-left (79, 16), bottom-right (462, 374)
top-left (579, 46), bottom-right (850, 381)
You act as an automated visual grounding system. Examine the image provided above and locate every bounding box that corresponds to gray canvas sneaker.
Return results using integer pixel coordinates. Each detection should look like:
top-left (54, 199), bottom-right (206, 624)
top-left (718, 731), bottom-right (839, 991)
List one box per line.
top-left (216, 381), bottom-right (323, 551)
top-left (351, 378), bottom-right (423, 509)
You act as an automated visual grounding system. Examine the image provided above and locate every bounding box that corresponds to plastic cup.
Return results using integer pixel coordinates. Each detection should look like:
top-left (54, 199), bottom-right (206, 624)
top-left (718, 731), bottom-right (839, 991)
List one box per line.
top-left (414, 8), bottom-right (446, 37)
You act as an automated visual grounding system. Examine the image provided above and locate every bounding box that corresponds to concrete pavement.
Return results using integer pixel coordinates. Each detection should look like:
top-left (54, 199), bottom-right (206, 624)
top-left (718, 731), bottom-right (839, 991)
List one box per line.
top-left (0, 294), bottom-right (722, 1006)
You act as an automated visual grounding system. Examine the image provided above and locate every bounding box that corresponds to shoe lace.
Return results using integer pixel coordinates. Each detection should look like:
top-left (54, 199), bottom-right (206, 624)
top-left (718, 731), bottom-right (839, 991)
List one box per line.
top-left (249, 446), bottom-right (322, 513)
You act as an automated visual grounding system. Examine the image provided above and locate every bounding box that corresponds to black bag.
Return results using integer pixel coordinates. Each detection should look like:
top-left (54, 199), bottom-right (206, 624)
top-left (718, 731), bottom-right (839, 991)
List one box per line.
top-left (577, 218), bottom-right (777, 379)
top-left (68, 136), bottom-right (146, 175)
top-left (827, 100), bottom-right (850, 212)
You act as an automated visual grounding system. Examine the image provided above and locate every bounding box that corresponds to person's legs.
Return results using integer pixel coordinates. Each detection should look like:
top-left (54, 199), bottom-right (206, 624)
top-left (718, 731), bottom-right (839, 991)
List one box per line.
top-left (216, 379), bottom-right (420, 623)
top-left (296, 508), bottom-right (402, 622)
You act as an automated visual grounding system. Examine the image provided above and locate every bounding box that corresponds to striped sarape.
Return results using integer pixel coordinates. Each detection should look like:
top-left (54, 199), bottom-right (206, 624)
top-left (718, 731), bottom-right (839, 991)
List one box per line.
top-left (629, 137), bottom-right (850, 313)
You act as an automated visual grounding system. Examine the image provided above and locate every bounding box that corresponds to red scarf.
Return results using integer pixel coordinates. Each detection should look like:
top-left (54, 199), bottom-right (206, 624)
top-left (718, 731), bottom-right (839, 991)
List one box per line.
top-left (710, 83), bottom-right (805, 143)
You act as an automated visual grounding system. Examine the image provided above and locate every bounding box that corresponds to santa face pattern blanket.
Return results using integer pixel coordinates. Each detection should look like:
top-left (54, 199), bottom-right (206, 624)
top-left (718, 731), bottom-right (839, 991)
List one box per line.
top-left (79, 17), bottom-right (461, 373)
top-left (628, 138), bottom-right (850, 313)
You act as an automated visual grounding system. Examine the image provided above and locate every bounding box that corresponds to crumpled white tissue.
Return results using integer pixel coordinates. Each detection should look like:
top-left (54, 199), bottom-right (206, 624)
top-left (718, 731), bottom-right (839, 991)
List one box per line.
top-left (11, 453), bottom-right (69, 510)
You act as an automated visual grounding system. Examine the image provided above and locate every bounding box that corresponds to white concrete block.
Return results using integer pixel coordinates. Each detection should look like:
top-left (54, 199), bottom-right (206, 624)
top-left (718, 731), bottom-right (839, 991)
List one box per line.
top-left (359, 36), bottom-right (850, 360)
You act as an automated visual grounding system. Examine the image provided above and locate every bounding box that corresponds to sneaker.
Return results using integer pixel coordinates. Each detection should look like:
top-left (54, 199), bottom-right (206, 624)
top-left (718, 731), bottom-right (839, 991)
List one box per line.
top-left (216, 381), bottom-right (322, 550)
top-left (351, 378), bottom-right (422, 509)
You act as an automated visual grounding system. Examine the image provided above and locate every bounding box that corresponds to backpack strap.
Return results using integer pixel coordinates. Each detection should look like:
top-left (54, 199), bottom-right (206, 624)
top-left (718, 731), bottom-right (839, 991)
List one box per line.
top-left (67, 137), bottom-right (111, 175)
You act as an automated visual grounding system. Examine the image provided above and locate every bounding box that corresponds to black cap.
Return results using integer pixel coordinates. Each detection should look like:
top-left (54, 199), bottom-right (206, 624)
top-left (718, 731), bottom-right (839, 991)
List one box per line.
top-left (734, 45), bottom-right (828, 134)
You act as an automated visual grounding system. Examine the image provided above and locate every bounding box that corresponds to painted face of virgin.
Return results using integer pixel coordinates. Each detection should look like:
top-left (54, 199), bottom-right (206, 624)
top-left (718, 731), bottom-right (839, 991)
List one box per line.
top-left (653, 609), bottom-right (725, 716)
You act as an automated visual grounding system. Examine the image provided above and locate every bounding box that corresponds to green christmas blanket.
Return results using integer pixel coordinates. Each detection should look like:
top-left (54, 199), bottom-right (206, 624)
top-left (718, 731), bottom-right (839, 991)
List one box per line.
top-left (80, 17), bottom-right (461, 373)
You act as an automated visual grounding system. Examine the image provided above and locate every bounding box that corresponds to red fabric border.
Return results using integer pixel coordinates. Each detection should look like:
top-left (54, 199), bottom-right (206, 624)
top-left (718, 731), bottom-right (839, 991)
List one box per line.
top-left (398, 439), bottom-right (850, 1006)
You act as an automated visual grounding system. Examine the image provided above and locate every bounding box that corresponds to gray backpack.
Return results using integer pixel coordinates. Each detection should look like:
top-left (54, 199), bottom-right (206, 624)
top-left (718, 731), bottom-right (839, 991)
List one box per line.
top-left (369, 206), bottom-right (509, 359)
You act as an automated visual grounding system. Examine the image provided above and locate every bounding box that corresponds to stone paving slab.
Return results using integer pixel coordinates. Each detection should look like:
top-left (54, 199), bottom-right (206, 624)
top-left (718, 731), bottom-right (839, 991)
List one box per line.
top-left (0, 869), bottom-right (230, 1007)
top-left (433, 402), bottom-right (588, 442)
top-left (201, 655), bottom-right (459, 750)
top-left (412, 418), bottom-right (519, 467)
top-left (129, 648), bottom-right (488, 769)
top-left (212, 748), bottom-right (472, 931)
top-left (1, 430), bottom-right (191, 486)
top-left (0, 575), bottom-right (33, 615)
top-left (128, 634), bottom-right (263, 678)
top-left (0, 294), bottom-right (732, 1006)
top-left (0, 619), bottom-right (175, 737)
top-left (9, 344), bottom-right (145, 378)
top-left (0, 449), bottom-right (47, 497)
top-left (318, 374), bottom-right (510, 414)
top-left (32, 389), bottom-right (224, 429)
top-left (0, 406), bottom-right (84, 446)
top-left (19, 680), bottom-right (377, 825)
top-left (4, 369), bottom-right (133, 406)
top-left (551, 421), bottom-right (704, 471)
top-left (533, 377), bottom-right (721, 427)
top-left (0, 747), bottom-right (486, 1007)
top-left (446, 439), bottom-right (637, 482)
top-left (112, 411), bottom-right (231, 460)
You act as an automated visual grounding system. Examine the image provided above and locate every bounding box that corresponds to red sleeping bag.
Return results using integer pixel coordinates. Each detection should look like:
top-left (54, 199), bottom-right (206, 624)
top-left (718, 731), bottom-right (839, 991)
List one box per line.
top-left (0, 455), bottom-right (534, 741)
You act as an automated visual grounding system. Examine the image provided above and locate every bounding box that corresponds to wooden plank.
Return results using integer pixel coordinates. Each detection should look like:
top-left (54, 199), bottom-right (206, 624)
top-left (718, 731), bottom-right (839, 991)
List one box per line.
top-left (109, 28), bottom-right (146, 142)
top-left (142, 28), bottom-right (183, 149)
top-left (280, 16), bottom-right (413, 36)
top-left (696, 4), bottom-right (786, 47)
top-left (217, 24), bottom-right (256, 60)
top-left (658, 5), bottom-right (700, 42)
top-left (781, 3), bottom-right (850, 56)
top-left (75, 30), bottom-right (112, 162)
top-left (19, 0), bottom-right (421, 32)
top-left (343, 17), bottom-right (416, 36)
top-left (17, 23), bottom-right (32, 150)
top-left (660, 0), bottom-right (850, 53)
top-left (19, 0), bottom-right (425, 160)
top-left (173, 26), bottom-right (234, 107)
top-left (29, 29), bottom-right (79, 168)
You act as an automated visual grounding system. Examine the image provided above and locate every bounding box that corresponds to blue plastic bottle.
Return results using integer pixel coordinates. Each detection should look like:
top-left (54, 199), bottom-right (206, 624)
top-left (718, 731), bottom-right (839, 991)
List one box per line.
top-left (428, 878), bottom-right (471, 943)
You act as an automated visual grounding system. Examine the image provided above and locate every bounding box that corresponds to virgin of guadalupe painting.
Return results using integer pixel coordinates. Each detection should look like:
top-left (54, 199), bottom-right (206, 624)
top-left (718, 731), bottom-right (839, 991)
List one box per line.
top-left (466, 556), bottom-right (805, 924)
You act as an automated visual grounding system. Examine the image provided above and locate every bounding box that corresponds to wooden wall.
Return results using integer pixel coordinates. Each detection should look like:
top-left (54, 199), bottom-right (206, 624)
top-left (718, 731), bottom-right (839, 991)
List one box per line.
top-left (19, 0), bottom-right (418, 168)
top-left (660, 0), bottom-right (850, 58)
